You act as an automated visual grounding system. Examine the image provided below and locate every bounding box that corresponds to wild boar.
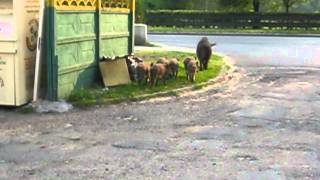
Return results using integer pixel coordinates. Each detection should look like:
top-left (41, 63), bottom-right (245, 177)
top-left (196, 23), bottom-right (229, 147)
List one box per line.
top-left (135, 63), bottom-right (150, 85)
top-left (187, 60), bottom-right (198, 82)
top-left (169, 58), bottom-right (179, 79)
top-left (196, 37), bottom-right (216, 71)
top-left (150, 63), bottom-right (169, 86)
top-left (156, 57), bottom-right (169, 65)
top-left (184, 57), bottom-right (196, 79)
top-left (133, 56), bottom-right (143, 63)
top-left (125, 55), bottom-right (144, 82)
top-left (125, 55), bottom-right (137, 81)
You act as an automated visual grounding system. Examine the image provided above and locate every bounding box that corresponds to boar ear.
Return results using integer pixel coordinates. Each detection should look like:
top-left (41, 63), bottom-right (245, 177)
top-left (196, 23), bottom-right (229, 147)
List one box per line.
top-left (150, 63), bottom-right (154, 67)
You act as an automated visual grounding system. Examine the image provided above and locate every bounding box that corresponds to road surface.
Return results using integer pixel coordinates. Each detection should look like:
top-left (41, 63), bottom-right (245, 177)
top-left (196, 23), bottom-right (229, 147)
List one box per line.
top-left (0, 34), bottom-right (320, 179)
top-left (149, 34), bottom-right (320, 67)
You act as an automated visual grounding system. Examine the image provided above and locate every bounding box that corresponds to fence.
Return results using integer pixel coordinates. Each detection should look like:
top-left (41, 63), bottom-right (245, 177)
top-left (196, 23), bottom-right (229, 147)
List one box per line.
top-left (146, 10), bottom-right (320, 29)
top-left (44, 0), bottom-right (135, 100)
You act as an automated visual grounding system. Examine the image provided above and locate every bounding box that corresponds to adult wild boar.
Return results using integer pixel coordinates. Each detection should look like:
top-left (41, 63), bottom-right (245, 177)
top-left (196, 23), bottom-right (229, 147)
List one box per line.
top-left (196, 37), bottom-right (216, 71)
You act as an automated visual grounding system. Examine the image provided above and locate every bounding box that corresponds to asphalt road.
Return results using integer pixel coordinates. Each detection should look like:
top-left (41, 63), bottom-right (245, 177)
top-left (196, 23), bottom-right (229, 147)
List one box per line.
top-left (149, 34), bottom-right (320, 67)
top-left (0, 35), bottom-right (320, 179)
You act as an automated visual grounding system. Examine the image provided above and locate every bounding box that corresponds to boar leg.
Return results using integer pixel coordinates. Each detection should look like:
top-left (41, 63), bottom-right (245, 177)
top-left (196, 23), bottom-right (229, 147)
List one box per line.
top-left (199, 62), bottom-right (202, 71)
top-left (204, 61), bottom-right (208, 70)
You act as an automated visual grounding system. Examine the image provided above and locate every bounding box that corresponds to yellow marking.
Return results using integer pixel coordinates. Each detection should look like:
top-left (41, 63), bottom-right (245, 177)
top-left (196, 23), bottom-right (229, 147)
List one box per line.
top-left (47, 0), bottom-right (133, 11)
top-left (101, 8), bottom-right (130, 13)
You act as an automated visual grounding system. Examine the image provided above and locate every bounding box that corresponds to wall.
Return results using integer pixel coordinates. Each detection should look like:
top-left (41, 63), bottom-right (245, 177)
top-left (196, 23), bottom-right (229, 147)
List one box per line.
top-left (45, 0), bottom-right (135, 100)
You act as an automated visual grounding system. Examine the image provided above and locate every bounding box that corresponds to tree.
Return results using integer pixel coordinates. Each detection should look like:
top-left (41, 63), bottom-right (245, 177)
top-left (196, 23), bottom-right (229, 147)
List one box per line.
top-left (162, 0), bottom-right (193, 10)
top-left (282, 0), bottom-right (308, 13)
top-left (253, 0), bottom-right (260, 12)
top-left (135, 0), bottom-right (146, 23)
top-left (218, 0), bottom-right (250, 12)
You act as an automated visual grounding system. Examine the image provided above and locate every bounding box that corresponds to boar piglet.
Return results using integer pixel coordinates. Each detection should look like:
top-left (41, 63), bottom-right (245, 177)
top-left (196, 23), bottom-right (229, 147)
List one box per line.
top-left (186, 59), bottom-right (198, 82)
top-left (135, 63), bottom-right (150, 85)
top-left (150, 63), bottom-right (169, 86)
top-left (169, 58), bottom-right (179, 79)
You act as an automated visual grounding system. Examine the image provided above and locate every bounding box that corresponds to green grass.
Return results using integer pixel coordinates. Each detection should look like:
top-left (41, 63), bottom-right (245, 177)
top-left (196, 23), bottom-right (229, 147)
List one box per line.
top-left (68, 51), bottom-right (225, 107)
top-left (149, 26), bottom-right (320, 35)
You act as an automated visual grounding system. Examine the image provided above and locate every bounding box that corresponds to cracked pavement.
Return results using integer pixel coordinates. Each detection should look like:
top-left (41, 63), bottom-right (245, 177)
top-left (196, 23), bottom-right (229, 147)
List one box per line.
top-left (0, 35), bottom-right (320, 179)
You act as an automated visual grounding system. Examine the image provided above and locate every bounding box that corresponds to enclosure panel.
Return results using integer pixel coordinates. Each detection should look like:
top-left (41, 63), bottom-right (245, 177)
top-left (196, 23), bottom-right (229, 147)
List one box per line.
top-left (56, 12), bottom-right (96, 40)
top-left (100, 13), bottom-right (129, 34)
top-left (100, 37), bottom-right (129, 57)
top-left (56, 41), bottom-right (96, 68)
top-left (55, 12), bottom-right (98, 98)
top-left (45, 0), bottom-right (135, 100)
top-left (100, 13), bottom-right (130, 57)
top-left (58, 66), bottom-right (97, 98)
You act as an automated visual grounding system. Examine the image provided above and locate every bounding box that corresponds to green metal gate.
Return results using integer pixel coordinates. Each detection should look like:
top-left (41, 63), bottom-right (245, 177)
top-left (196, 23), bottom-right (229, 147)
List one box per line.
top-left (45, 0), bottom-right (135, 100)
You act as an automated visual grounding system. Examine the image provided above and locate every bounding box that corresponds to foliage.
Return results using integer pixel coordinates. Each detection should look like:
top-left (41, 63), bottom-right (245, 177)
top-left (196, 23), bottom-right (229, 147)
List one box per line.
top-left (218, 0), bottom-right (251, 12)
top-left (149, 26), bottom-right (320, 35)
top-left (253, 0), bottom-right (260, 12)
top-left (146, 11), bottom-right (320, 30)
top-left (136, 0), bottom-right (195, 22)
top-left (136, 0), bottom-right (318, 22)
top-left (282, 0), bottom-right (309, 13)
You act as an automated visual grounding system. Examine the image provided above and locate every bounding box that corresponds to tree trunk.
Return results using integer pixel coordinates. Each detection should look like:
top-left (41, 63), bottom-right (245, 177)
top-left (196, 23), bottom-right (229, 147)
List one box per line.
top-left (205, 0), bottom-right (208, 11)
top-left (283, 0), bottom-right (290, 13)
top-left (253, 0), bottom-right (260, 13)
top-left (252, 0), bottom-right (260, 29)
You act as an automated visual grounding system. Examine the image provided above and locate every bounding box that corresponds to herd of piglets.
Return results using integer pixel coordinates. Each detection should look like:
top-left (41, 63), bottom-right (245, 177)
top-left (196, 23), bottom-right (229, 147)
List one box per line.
top-left (126, 55), bottom-right (200, 86)
top-left (125, 37), bottom-right (215, 86)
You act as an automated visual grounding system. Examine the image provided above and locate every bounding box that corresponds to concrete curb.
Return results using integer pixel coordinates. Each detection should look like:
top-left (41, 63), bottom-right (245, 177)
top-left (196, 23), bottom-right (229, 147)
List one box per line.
top-left (135, 41), bottom-right (196, 54)
top-left (149, 31), bottom-right (320, 38)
